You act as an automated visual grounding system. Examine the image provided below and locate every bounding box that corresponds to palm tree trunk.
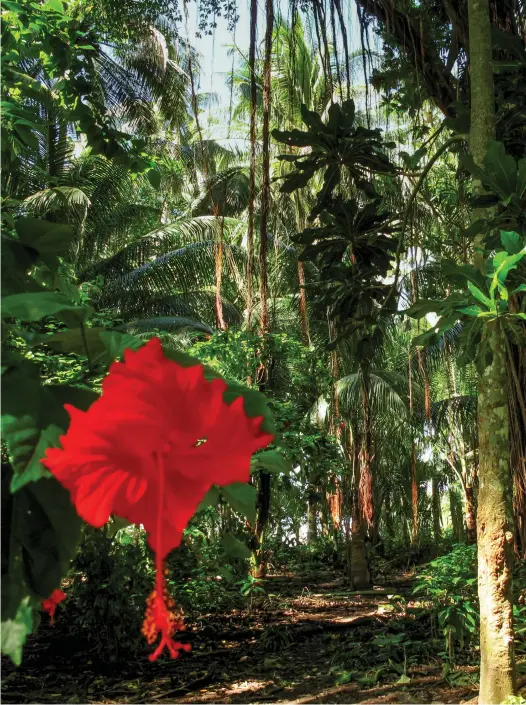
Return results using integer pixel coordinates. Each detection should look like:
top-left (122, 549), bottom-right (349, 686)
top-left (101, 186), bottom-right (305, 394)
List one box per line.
top-left (258, 0), bottom-right (273, 336)
top-left (246, 0), bottom-right (257, 327)
top-left (408, 348), bottom-right (418, 545)
top-left (359, 371), bottom-right (374, 531)
top-left (251, 0), bottom-right (274, 579)
top-left (432, 476), bottom-right (442, 544)
top-left (449, 487), bottom-right (465, 542)
top-left (350, 432), bottom-right (371, 589)
top-left (297, 260), bottom-right (311, 346)
top-left (215, 213), bottom-right (227, 330)
top-left (307, 485), bottom-right (318, 544)
top-left (468, 0), bottom-right (516, 698)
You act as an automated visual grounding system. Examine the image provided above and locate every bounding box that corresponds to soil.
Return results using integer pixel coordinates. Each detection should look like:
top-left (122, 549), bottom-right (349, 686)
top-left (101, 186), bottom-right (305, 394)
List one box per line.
top-left (0, 569), bottom-right (503, 704)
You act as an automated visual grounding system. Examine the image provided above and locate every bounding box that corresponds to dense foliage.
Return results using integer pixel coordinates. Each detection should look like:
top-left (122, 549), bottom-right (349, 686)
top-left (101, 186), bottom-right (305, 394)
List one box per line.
top-left (1, 0), bottom-right (525, 701)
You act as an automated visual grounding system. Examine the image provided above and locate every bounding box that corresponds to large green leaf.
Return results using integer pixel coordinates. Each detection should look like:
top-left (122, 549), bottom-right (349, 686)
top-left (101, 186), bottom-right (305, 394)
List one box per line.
top-left (4, 419), bottom-right (60, 493)
top-left (1, 292), bottom-right (91, 324)
top-left (221, 482), bottom-right (257, 524)
top-left (484, 141), bottom-right (517, 197)
top-left (221, 533), bottom-right (252, 560)
top-left (500, 230), bottom-right (523, 255)
top-left (15, 217), bottom-right (74, 256)
top-left (2, 469), bottom-right (82, 623)
top-left (1, 597), bottom-right (33, 666)
top-left (196, 486), bottom-right (221, 512)
top-left (467, 281), bottom-right (493, 309)
top-left (35, 327), bottom-right (107, 358)
top-left (251, 449), bottom-right (291, 476)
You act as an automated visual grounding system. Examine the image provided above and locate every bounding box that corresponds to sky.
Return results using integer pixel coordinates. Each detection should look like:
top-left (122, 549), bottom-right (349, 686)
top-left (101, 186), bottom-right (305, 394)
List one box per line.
top-left (185, 0), bottom-right (370, 116)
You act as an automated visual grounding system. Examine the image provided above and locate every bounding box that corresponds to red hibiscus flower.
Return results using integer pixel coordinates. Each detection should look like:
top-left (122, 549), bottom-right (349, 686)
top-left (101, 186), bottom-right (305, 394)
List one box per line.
top-left (42, 338), bottom-right (273, 661)
top-left (42, 589), bottom-right (66, 625)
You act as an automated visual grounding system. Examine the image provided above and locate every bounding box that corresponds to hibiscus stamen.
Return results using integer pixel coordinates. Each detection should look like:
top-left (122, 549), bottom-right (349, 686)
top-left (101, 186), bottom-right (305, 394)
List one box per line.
top-left (141, 451), bottom-right (190, 662)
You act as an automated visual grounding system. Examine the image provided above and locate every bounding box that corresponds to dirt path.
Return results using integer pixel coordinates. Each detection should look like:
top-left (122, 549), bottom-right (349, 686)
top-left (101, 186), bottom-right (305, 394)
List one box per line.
top-left (1, 572), bottom-right (481, 704)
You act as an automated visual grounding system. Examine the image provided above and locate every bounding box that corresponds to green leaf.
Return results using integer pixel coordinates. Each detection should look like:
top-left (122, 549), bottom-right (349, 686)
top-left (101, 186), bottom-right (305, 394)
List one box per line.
top-left (2, 466), bottom-right (81, 623)
top-left (147, 169), bottom-right (161, 190)
top-left (405, 299), bottom-right (445, 319)
top-left (500, 230), bottom-right (523, 255)
top-left (484, 141), bottom-right (517, 197)
top-left (251, 449), bottom-right (290, 476)
top-left (197, 486), bottom-right (220, 512)
top-left (1, 292), bottom-right (90, 324)
top-left (518, 158), bottom-right (526, 199)
top-left (41, 0), bottom-right (64, 12)
top-left (7, 423), bottom-right (62, 493)
top-left (396, 674), bottom-right (411, 685)
top-left (35, 327), bottom-right (107, 357)
top-left (221, 533), bottom-right (252, 560)
top-left (221, 482), bottom-right (257, 524)
top-left (16, 218), bottom-right (74, 256)
top-left (457, 305), bottom-right (485, 317)
top-left (1, 597), bottom-right (33, 666)
top-left (99, 330), bottom-right (144, 360)
top-left (467, 281), bottom-right (493, 309)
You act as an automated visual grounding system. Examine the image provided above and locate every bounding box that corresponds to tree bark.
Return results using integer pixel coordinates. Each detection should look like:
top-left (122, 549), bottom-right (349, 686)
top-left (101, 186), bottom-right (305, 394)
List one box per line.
top-left (468, 0), bottom-right (516, 697)
top-left (258, 0), bottom-right (273, 336)
top-left (432, 476), bottom-right (442, 544)
top-left (350, 432), bottom-right (371, 589)
top-left (476, 322), bottom-right (516, 701)
top-left (246, 0), bottom-right (257, 327)
top-left (307, 486), bottom-right (318, 544)
top-left (252, 470), bottom-right (271, 578)
top-left (449, 487), bottom-right (465, 542)
top-left (464, 484), bottom-right (477, 545)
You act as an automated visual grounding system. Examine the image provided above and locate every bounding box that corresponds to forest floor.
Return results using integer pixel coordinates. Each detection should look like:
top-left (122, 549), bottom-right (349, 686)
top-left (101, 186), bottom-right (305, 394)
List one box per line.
top-left (1, 569), bottom-right (491, 704)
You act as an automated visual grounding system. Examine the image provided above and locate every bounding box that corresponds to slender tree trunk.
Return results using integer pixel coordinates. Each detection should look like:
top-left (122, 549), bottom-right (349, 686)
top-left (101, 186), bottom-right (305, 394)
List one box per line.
top-left (215, 212), bottom-right (227, 330)
top-left (359, 371), bottom-right (374, 531)
top-left (252, 471), bottom-right (271, 578)
top-left (251, 0), bottom-right (274, 579)
top-left (408, 348), bottom-right (419, 545)
top-left (258, 0), bottom-right (273, 336)
top-left (246, 0), bottom-right (257, 327)
top-left (477, 322), bottom-right (516, 700)
top-left (384, 492), bottom-right (395, 544)
top-left (307, 485), bottom-right (318, 544)
top-left (449, 487), bottom-right (465, 542)
top-left (432, 476), bottom-right (442, 544)
top-left (410, 443), bottom-right (419, 545)
top-left (297, 260), bottom-right (311, 346)
top-left (468, 0), bottom-right (516, 698)
top-left (350, 433), bottom-right (371, 589)
top-left (464, 484), bottom-right (477, 545)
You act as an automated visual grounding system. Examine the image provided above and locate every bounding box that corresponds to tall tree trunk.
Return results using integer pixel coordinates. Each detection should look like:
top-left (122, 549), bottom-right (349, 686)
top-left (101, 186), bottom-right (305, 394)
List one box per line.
top-left (468, 0), bottom-right (516, 698)
top-left (477, 322), bottom-right (516, 700)
top-left (252, 471), bottom-right (271, 578)
top-left (410, 443), bottom-right (419, 545)
top-left (258, 0), bottom-right (273, 337)
top-left (408, 349), bottom-right (419, 545)
top-left (464, 484), bottom-right (477, 545)
top-left (297, 260), bottom-right (311, 346)
top-left (246, 0), bottom-right (257, 327)
top-left (251, 0), bottom-right (274, 579)
top-left (359, 371), bottom-right (374, 531)
top-left (215, 212), bottom-right (227, 330)
top-left (432, 476), bottom-right (442, 544)
top-left (449, 487), bottom-right (465, 542)
top-left (384, 492), bottom-right (395, 544)
top-left (350, 432), bottom-right (371, 589)
top-left (307, 485), bottom-right (318, 544)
